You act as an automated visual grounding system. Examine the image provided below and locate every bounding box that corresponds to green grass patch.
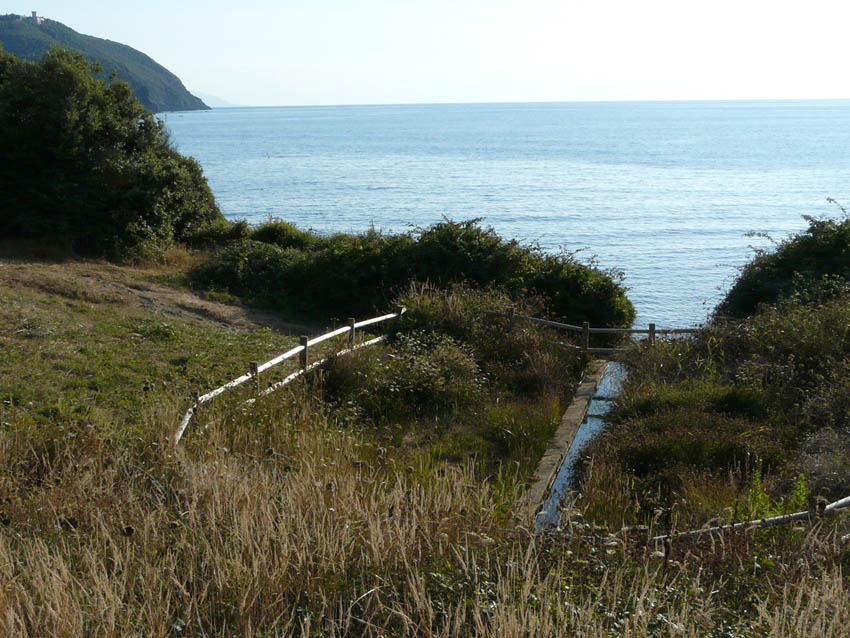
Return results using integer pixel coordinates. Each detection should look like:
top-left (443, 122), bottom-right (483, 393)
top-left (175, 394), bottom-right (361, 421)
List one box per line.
top-left (0, 270), bottom-right (297, 439)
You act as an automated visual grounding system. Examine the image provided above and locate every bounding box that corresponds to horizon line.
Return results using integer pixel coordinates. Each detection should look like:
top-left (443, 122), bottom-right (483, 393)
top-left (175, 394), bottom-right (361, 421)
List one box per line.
top-left (192, 96), bottom-right (850, 110)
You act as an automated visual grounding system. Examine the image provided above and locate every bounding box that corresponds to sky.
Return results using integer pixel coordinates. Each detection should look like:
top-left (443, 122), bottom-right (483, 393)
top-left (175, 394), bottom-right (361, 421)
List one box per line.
top-left (13, 0), bottom-right (850, 106)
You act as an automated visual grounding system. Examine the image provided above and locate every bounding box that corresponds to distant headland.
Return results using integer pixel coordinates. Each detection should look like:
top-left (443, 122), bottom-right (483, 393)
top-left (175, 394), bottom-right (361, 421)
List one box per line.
top-left (0, 11), bottom-right (208, 112)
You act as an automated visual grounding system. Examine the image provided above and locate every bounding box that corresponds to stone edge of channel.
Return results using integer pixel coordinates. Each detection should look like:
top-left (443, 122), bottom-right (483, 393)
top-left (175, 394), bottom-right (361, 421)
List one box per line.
top-left (522, 359), bottom-right (608, 522)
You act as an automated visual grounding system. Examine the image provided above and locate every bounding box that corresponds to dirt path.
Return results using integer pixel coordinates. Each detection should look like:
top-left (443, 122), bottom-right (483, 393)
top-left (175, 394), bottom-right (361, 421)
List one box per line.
top-left (0, 258), bottom-right (320, 335)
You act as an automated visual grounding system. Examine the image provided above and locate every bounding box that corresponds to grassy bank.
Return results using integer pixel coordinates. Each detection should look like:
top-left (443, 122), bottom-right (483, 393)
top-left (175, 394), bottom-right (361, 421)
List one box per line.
top-left (564, 217), bottom-right (850, 633)
top-left (576, 295), bottom-right (850, 529)
top-left (576, 215), bottom-right (850, 531)
top-left (1, 247), bottom-right (848, 635)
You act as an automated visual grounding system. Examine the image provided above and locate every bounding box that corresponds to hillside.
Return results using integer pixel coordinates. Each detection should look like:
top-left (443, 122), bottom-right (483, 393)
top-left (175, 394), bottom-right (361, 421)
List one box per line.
top-left (0, 13), bottom-right (207, 112)
top-left (0, 251), bottom-right (846, 635)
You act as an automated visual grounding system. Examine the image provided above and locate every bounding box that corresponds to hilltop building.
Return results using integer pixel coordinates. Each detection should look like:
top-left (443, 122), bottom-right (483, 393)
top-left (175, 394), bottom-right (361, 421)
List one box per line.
top-left (24, 11), bottom-right (44, 24)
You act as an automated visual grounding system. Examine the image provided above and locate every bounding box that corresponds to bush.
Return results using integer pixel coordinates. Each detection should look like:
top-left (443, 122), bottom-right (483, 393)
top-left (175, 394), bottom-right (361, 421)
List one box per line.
top-left (319, 285), bottom-right (585, 475)
top-left (250, 218), bottom-right (324, 250)
top-left (184, 219), bottom-right (250, 247)
top-left (190, 218), bottom-right (635, 326)
top-left (393, 282), bottom-right (525, 346)
top-left (0, 47), bottom-right (223, 257)
top-left (321, 330), bottom-right (484, 422)
top-left (717, 214), bottom-right (850, 319)
top-left (396, 283), bottom-right (585, 394)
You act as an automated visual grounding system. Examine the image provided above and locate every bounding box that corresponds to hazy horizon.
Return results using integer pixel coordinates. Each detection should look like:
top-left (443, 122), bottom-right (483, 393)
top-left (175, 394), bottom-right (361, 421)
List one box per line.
top-left (188, 96), bottom-right (850, 109)
top-left (14, 1), bottom-right (850, 107)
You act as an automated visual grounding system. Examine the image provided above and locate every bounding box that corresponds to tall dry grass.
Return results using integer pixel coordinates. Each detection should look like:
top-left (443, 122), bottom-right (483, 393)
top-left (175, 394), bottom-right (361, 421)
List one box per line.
top-left (2, 260), bottom-right (848, 636)
top-left (1, 387), bottom-right (848, 636)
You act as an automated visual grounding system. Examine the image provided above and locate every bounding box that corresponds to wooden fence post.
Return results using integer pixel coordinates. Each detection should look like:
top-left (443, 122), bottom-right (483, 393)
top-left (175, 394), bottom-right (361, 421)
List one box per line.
top-left (300, 336), bottom-right (309, 370)
top-left (250, 361), bottom-right (259, 393)
top-left (649, 323), bottom-right (656, 346)
top-left (582, 321), bottom-right (590, 354)
top-left (348, 318), bottom-right (356, 348)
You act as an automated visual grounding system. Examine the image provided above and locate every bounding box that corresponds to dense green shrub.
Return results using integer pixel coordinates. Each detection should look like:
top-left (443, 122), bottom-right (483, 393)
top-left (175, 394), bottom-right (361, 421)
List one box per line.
top-left (718, 299), bottom-right (850, 428)
top-left (391, 282), bottom-right (521, 343)
top-left (395, 283), bottom-right (585, 394)
top-left (321, 330), bottom-right (484, 422)
top-left (191, 218), bottom-right (635, 326)
top-left (192, 229), bottom-right (416, 317)
top-left (0, 47), bottom-right (223, 256)
top-left (319, 284), bottom-right (584, 475)
top-left (717, 214), bottom-right (850, 318)
top-left (184, 219), bottom-right (250, 247)
top-left (250, 218), bottom-right (324, 250)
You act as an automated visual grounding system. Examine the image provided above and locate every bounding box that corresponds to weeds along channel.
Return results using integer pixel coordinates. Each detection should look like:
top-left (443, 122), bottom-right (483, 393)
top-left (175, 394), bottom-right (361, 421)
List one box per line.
top-left (576, 298), bottom-right (850, 528)
top-left (566, 215), bottom-right (850, 636)
top-left (573, 214), bottom-right (850, 534)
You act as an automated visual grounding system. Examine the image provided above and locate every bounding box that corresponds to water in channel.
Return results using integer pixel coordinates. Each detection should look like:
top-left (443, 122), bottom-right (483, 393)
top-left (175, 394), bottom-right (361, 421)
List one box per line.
top-left (537, 362), bottom-right (629, 530)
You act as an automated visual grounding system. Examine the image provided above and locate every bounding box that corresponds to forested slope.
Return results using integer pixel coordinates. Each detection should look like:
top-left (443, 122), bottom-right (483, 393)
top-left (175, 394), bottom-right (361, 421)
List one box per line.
top-left (0, 13), bottom-right (207, 112)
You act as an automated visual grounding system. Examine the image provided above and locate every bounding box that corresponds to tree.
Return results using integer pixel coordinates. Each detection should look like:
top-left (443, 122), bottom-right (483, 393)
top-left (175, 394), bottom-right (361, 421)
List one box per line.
top-left (0, 47), bottom-right (223, 256)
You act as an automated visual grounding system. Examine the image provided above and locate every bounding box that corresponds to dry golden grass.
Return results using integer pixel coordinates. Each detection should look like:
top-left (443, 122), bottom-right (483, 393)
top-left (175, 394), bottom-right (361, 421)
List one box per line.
top-left (0, 389), bottom-right (847, 636)
top-left (1, 256), bottom-right (849, 636)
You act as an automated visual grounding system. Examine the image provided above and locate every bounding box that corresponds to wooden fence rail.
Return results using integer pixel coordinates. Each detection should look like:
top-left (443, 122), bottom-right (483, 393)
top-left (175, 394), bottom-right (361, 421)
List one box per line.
top-left (653, 493), bottom-right (850, 542)
top-left (174, 307), bottom-right (404, 444)
top-left (482, 309), bottom-right (700, 354)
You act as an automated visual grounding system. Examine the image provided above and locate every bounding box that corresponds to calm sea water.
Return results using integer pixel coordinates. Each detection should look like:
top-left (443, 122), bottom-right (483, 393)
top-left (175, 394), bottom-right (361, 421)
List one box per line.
top-left (161, 101), bottom-right (850, 327)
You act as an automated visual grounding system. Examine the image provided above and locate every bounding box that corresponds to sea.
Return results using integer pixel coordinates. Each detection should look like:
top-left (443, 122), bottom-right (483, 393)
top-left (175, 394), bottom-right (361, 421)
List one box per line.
top-left (160, 100), bottom-right (850, 328)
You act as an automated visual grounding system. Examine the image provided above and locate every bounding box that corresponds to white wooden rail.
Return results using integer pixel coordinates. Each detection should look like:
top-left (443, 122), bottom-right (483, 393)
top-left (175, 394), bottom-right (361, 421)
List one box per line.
top-left (482, 309), bottom-right (700, 354)
top-left (652, 493), bottom-right (850, 542)
top-left (174, 307), bottom-right (405, 444)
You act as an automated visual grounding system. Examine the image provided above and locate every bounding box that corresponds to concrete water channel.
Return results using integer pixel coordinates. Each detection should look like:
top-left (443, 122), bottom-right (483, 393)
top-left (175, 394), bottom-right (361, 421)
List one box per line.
top-left (536, 362), bottom-right (628, 530)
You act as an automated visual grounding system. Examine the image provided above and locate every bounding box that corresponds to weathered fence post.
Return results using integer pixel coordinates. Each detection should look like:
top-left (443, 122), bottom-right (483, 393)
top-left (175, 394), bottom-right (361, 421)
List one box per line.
top-left (394, 305), bottom-right (404, 319)
top-left (250, 361), bottom-right (259, 393)
top-left (582, 321), bottom-right (590, 353)
top-left (300, 336), bottom-right (309, 370)
top-left (348, 318), bottom-right (356, 348)
top-left (649, 323), bottom-right (656, 346)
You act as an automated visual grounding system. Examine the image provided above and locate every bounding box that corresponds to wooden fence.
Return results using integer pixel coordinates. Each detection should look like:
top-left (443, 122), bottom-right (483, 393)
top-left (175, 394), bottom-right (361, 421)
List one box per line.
top-left (482, 309), bottom-right (700, 353)
top-left (174, 307), bottom-right (405, 445)
top-left (651, 493), bottom-right (850, 542)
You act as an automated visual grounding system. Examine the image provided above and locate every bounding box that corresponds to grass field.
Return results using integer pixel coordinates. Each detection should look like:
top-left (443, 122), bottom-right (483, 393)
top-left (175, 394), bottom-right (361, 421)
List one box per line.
top-left (1, 251), bottom-right (848, 636)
